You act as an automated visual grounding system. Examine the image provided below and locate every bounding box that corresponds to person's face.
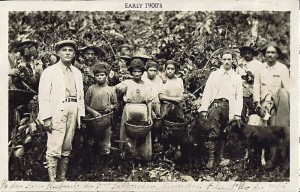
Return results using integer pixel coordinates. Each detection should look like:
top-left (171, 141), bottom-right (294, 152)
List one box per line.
top-left (147, 67), bottom-right (157, 80)
top-left (58, 46), bottom-right (75, 65)
top-left (265, 46), bottom-right (278, 63)
top-left (84, 49), bottom-right (96, 66)
top-left (165, 64), bottom-right (176, 78)
top-left (95, 72), bottom-right (107, 84)
top-left (243, 50), bottom-right (254, 62)
top-left (132, 69), bottom-right (143, 80)
top-left (222, 53), bottom-right (233, 71)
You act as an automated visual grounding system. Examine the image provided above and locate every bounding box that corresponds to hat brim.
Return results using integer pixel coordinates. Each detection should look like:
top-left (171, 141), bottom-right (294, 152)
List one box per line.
top-left (120, 55), bottom-right (132, 60)
top-left (80, 45), bottom-right (106, 56)
top-left (19, 40), bottom-right (38, 47)
top-left (55, 41), bottom-right (77, 52)
top-left (132, 54), bottom-right (151, 59)
top-left (239, 46), bottom-right (259, 56)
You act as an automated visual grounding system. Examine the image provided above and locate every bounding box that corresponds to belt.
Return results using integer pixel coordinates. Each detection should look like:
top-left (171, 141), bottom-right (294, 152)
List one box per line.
top-left (214, 98), bottom-right (228, 103)
top-left (211, 98), bottom-right (228, 107)
top-left (65, 97), bottom-right (77, 102)
top-left (125, 101), bottom-right (147, 105)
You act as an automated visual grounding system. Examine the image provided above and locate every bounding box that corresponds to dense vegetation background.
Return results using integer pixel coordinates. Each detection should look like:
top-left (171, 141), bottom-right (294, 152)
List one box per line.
top-left (8, 11), bottom-right (290, 182)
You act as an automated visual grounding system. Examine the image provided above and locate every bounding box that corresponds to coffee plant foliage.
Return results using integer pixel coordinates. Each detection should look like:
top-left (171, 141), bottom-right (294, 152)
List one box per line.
top-left (9, 11), bottom-right (290, 95)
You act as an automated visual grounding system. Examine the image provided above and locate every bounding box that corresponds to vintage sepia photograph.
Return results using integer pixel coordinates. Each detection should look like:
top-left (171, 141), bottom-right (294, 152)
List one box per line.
top-left (1, 0), bottom-right (299, 191)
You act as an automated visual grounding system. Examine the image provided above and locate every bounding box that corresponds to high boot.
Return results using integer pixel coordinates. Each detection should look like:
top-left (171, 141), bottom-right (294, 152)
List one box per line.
top-left (46, 155), bottom-right (58, 182)
top-left (206, 141), bottom-right (215, 169)
top-left (56, 156), bottom-right (69, 182)
top-left (219, 141), bottom-right (230, 166)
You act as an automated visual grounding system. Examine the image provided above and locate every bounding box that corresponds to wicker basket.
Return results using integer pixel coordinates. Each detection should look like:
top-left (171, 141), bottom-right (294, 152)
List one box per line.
top-left (125, 121), bottom-right (152, 139)
top-left (163, 119), bottom-right (186, 138)
top-left (82, 112), bottom-right (113, 135)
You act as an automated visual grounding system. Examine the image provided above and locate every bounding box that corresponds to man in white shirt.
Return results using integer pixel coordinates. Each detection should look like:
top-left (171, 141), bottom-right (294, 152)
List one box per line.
top-left (198, 49), bottom-right (243, 169)
top-left (252, 42), bottom-right (290, 170)
top-left (253, 42), bottom-right (289, 128)
top-left (39, 40), bottom-right (85, 181)
top-left (236, 42), bottom-right (262, 121)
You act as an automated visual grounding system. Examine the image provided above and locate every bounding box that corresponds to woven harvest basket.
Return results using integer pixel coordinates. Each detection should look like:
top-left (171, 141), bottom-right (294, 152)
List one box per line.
top-left (82, 112), bottom-right (113, 134)
top-left (163, 118), bottom-right (186, 137)
top-left (125, 121), bottom-right (152, 139)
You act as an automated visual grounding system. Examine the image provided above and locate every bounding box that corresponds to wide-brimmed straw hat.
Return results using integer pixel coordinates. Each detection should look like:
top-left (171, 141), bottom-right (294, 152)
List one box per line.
top-left (18, 39), bottom-right (38, 48)
top-left (80, 44), bottom-right (105, 56)
top-left (132, 48), bottom-right (151, 59)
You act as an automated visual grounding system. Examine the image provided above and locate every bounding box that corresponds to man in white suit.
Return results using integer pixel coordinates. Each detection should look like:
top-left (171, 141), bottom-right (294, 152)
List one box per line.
top-left (198, 49), bottom-right (243, 169)
top-left (38, 40), bottom-right (85, 181)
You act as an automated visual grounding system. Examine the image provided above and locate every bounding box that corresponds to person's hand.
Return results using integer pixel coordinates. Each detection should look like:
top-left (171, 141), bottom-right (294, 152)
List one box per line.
top-left (228, 115), bottom-right (241, 129)
top-left (92, 110), bottom-right (101, 118)
top-left (173, 96), bottom-right (183, 103)
top-left (199, 111), bottom-right (208, 119)
top-left (104, 105), bottom-right (115, 113)
top-left (147, 116), bottom-right (153, 125)
top-left (253, 101), bottom-right (261, 113)
top-left (151, 111), bottom-right (157, 119)
top-left (9, 68), bottom-right (20, 76)
top-left (43, 117), bottom-right (53, 133)
top-left (78, 117), bottom-right (86, 129)
top-left (83, 68), bottom-right (92, 77)
top-left (80, 123), bottom-right (86, 129)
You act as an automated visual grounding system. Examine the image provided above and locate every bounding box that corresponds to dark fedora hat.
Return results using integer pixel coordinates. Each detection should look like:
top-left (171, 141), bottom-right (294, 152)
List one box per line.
top-left (55, 40), bottom-right (77, 52)
top-left (80, 44), bottom-right (105, 56)
top-left (260, 41), bottom-right (282, 56)
top-left (127, 59), bottom-right (146, 72)
top-left (239, 41), bottom-right (259, 56)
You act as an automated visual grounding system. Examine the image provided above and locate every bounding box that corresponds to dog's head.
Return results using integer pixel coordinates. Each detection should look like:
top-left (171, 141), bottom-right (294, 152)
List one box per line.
top-left (224, 119), bottom-right (246, 134)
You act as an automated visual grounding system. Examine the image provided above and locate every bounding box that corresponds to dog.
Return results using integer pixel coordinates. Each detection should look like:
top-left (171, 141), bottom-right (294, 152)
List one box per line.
top-left (246, 114), bottom-right (268, 166)
top-left (225, 119), bottom-right (289, 177)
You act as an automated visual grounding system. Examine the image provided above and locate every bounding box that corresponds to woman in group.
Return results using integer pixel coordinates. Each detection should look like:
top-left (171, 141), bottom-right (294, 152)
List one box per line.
top-left (115, 59), bottom-right (153, 161)
top-left (159, 60), bottom-right (185, 122)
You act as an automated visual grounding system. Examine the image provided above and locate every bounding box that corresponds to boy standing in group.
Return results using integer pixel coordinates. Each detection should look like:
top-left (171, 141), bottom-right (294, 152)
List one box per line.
top-left (85, 63), bottom-right (118, 155)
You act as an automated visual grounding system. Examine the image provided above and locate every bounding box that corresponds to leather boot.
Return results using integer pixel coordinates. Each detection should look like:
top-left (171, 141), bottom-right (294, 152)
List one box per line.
top-left (56, 156), bottom-right (69, 182)
top-left (46, 155), bottom-right (58, 182)
top-left (206, 141), bottom-right (215, 169)
top-left (219, 141), bottom-right (230, 166)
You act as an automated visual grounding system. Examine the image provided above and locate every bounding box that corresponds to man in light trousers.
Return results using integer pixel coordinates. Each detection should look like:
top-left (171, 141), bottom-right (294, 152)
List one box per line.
top-left (38, 40), bottom-right (85, 181)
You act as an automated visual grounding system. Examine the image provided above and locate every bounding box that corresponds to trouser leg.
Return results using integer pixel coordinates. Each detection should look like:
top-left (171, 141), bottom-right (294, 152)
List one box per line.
top-left (56, 156), bottom-right (69, 181)
top-left (219, 140), bottom-right (230, 166)
top-left (46, 155), bottom-right (58, 182)
top-left (206, 140), bottom-right (215, 169)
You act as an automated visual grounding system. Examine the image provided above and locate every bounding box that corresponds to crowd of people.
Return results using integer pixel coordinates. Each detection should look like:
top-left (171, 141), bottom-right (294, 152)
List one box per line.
top-left (8, 36), bottom-right (290, 181)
